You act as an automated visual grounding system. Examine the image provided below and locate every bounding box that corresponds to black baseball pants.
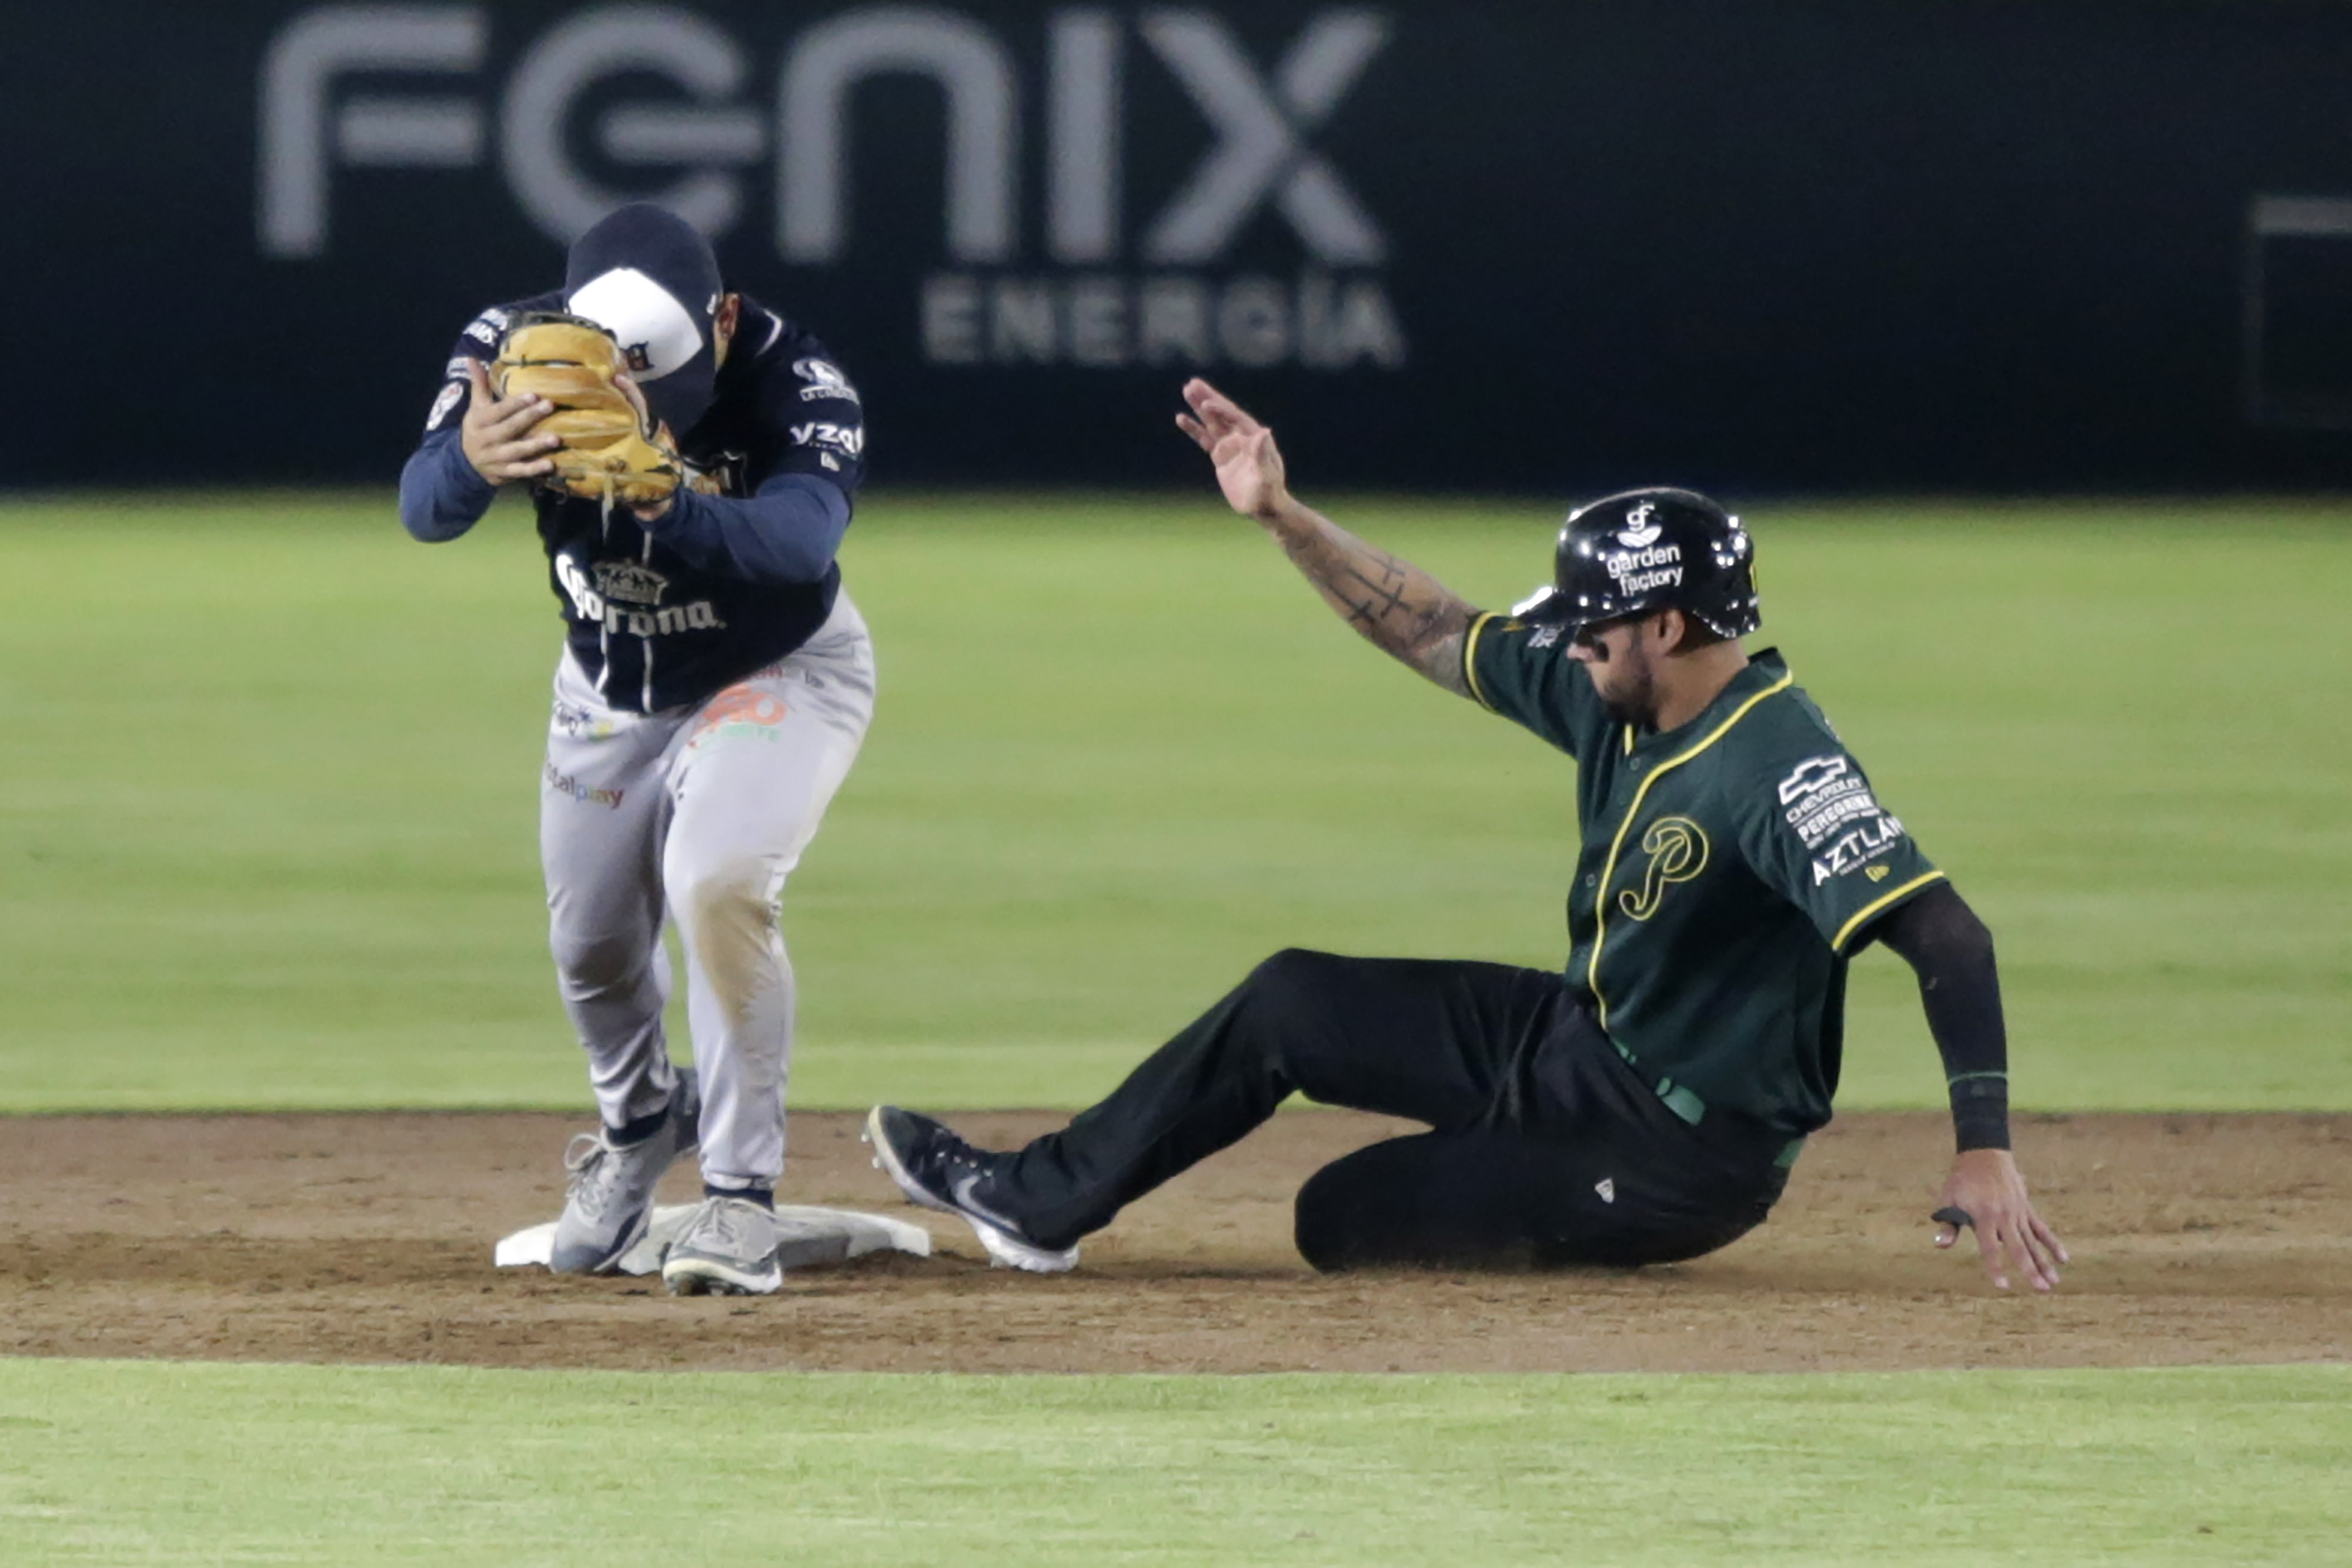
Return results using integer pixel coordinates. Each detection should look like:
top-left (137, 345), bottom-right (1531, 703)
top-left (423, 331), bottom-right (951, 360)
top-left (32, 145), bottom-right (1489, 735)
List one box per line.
top-left (990, 948), bottom-right (1794, 1271)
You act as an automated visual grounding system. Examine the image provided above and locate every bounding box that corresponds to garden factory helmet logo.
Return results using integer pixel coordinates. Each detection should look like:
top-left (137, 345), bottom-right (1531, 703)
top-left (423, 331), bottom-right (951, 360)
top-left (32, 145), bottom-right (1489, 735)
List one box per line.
top-left (1616, 501), bottom-right (1663, 549)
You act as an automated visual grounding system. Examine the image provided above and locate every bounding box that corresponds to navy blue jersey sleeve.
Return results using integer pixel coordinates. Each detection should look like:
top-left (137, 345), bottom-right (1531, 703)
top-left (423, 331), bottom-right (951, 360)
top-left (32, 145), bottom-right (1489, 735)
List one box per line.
top-left (396, 303), bottom-right (529, 542)
top-left (641, 476), bottom-right (850, 584)
top-left (690, 307), bottom-right (868, 500)
top-left (643, 309), bottom-right (866, 584)
top-left (399, 427), bottom-right (494, 542)
top-left (754, 330), bottom-right (868, 496)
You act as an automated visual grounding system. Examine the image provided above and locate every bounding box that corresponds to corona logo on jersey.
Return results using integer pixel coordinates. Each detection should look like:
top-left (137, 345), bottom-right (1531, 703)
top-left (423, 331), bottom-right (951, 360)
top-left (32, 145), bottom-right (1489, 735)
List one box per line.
top-left (592, 560), bottom-right (669, 607)
top-left (256, 4), bottom-right (1406, 373)
top-left (556, 552), bottom-right (727, 637)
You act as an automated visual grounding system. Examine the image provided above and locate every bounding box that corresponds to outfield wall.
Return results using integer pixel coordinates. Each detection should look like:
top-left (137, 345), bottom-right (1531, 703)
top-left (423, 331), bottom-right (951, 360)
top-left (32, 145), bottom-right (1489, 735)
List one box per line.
top-left (9, 1), bottom-right (2352, 492)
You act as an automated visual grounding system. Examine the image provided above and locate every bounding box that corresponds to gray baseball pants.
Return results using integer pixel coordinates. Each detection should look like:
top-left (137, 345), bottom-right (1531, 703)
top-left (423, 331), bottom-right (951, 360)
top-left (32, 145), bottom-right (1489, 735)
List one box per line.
top-left (539, 593), bottom-right (875, 1189)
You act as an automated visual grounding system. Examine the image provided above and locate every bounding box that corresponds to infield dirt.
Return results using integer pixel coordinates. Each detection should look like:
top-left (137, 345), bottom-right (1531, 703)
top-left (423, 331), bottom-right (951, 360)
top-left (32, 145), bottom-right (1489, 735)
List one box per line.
top-left (2, 1111), bottom-right (2345, 1374)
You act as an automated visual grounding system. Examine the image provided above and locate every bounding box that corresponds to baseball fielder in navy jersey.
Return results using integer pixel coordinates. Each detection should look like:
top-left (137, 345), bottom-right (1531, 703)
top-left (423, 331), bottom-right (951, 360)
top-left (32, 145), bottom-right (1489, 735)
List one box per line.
top-left (399, 204), bottom-right (875, 1296)
top-left (866, 379), bottom-right (2067, 1294)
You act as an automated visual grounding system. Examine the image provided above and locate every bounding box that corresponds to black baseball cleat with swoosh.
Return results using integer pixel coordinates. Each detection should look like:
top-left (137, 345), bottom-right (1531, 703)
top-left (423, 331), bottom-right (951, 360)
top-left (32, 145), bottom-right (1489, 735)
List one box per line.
top-left (863, 1106), bottom-right (1079, 1273)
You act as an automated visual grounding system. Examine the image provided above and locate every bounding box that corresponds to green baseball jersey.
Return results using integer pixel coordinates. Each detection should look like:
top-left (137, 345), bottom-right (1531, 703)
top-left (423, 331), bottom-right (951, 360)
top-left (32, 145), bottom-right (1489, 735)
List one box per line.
top-left (1464, 617), bottom-right (1946, 1135)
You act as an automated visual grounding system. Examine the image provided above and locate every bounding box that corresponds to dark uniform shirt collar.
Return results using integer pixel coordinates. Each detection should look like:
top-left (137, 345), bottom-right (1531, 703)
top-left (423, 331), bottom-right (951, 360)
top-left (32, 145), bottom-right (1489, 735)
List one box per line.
top-left (1626, 646), bottom-right (1789, 755)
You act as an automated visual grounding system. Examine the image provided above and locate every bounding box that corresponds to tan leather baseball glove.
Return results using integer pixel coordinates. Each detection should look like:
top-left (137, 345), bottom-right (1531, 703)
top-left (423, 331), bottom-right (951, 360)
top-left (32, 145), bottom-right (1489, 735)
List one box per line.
top-left (491, 312), bottom-right (691, 507)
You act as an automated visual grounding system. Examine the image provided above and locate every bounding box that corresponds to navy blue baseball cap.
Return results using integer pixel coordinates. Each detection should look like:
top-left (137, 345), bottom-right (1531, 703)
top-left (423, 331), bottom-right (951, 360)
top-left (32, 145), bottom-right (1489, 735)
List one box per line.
top-left (563, 203), bottom-right (724, 433)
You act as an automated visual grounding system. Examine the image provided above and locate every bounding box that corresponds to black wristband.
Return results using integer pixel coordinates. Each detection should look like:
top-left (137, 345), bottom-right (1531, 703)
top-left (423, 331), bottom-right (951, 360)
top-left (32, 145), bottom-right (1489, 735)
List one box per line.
top-left (1948, 1071), bottom-right (2010, 1151)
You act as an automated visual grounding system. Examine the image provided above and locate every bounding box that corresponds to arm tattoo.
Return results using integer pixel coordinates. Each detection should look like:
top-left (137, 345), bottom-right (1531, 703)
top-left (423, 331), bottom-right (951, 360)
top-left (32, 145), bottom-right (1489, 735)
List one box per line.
top-left (1269, 508), bottom-right (1476, 697)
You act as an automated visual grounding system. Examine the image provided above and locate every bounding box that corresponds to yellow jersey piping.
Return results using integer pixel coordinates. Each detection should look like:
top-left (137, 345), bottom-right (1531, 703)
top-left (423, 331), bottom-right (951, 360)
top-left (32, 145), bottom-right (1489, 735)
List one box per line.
top-left (1462, 611), bottom-right (1501, 710)
top-left (1587, 672), bottom-right (1795, 1031)
top-left (1830, 870), bottom-right (1949, 954)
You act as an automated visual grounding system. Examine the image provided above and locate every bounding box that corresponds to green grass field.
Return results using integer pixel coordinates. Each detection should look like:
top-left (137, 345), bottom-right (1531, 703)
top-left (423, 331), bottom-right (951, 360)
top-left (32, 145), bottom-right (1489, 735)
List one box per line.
top-left (1, 493), bottom-right (2346, 1111)
top-left (1, 492), bottom-right (2347, 1566)
top-left (4, 1360), bottom-right (2348, 1567)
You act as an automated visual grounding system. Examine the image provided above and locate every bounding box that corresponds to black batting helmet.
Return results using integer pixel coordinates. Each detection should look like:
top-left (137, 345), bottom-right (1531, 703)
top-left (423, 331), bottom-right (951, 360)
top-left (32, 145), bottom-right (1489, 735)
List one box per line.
top-left (1513, 487), bottom-right (1760, 638)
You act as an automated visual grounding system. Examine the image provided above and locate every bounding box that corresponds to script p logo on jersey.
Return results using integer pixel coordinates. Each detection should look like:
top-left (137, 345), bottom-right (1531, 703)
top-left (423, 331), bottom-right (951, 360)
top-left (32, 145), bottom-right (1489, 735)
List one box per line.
top-left (256, 4), bottom-right (1407, 373)
top-left (1618, 817), bottom-right (1709, 921)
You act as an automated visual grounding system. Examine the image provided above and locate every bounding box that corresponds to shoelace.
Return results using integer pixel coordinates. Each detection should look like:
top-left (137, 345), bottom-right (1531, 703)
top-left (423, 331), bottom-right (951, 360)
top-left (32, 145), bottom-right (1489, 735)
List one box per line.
top-left (928, 1126), bottom-right (997, 1188)
top-left (563, 1132), bottom-right (622, 1216)
top-left (561, 1084), bottom-right (693, 1221)
top-left (686, 1198), bottom-right (761, 1252)
top-left (912, 1123), bottom-right (1050, 1246)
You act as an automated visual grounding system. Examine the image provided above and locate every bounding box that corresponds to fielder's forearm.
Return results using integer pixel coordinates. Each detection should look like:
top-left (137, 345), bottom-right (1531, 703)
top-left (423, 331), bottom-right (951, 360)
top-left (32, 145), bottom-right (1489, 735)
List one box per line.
top-left (642, 476), bottom-right (850, 585)
top-left (1259, 498), bottom-right (1475, 694)
top-left (397, 429), bottom-right (495, 543)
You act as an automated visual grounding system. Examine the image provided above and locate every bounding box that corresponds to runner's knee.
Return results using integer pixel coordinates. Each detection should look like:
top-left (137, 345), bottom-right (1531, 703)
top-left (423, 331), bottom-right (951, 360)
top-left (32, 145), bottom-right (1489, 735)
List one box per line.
top-left (1241, 948), bottom-right (1352, 1031)
top-left (1292, 1154), bottom-right (1365, 1272)
top-left (1294, 1141), bottom-right (1492, 1272)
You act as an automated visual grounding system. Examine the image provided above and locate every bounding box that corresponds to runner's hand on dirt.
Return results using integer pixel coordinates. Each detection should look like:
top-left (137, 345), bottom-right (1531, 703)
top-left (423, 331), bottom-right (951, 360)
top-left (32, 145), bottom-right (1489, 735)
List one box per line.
top-left (1933, 1147), bottom-right (2067, 1292)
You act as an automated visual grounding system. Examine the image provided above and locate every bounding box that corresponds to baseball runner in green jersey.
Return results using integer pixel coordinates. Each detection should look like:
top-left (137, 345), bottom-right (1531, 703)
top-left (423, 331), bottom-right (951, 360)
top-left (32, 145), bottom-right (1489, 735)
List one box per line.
top-left (1468, 633), bottom-right (1941, 1141)
top-left (867, 379), bottom-right (2066, 1292)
